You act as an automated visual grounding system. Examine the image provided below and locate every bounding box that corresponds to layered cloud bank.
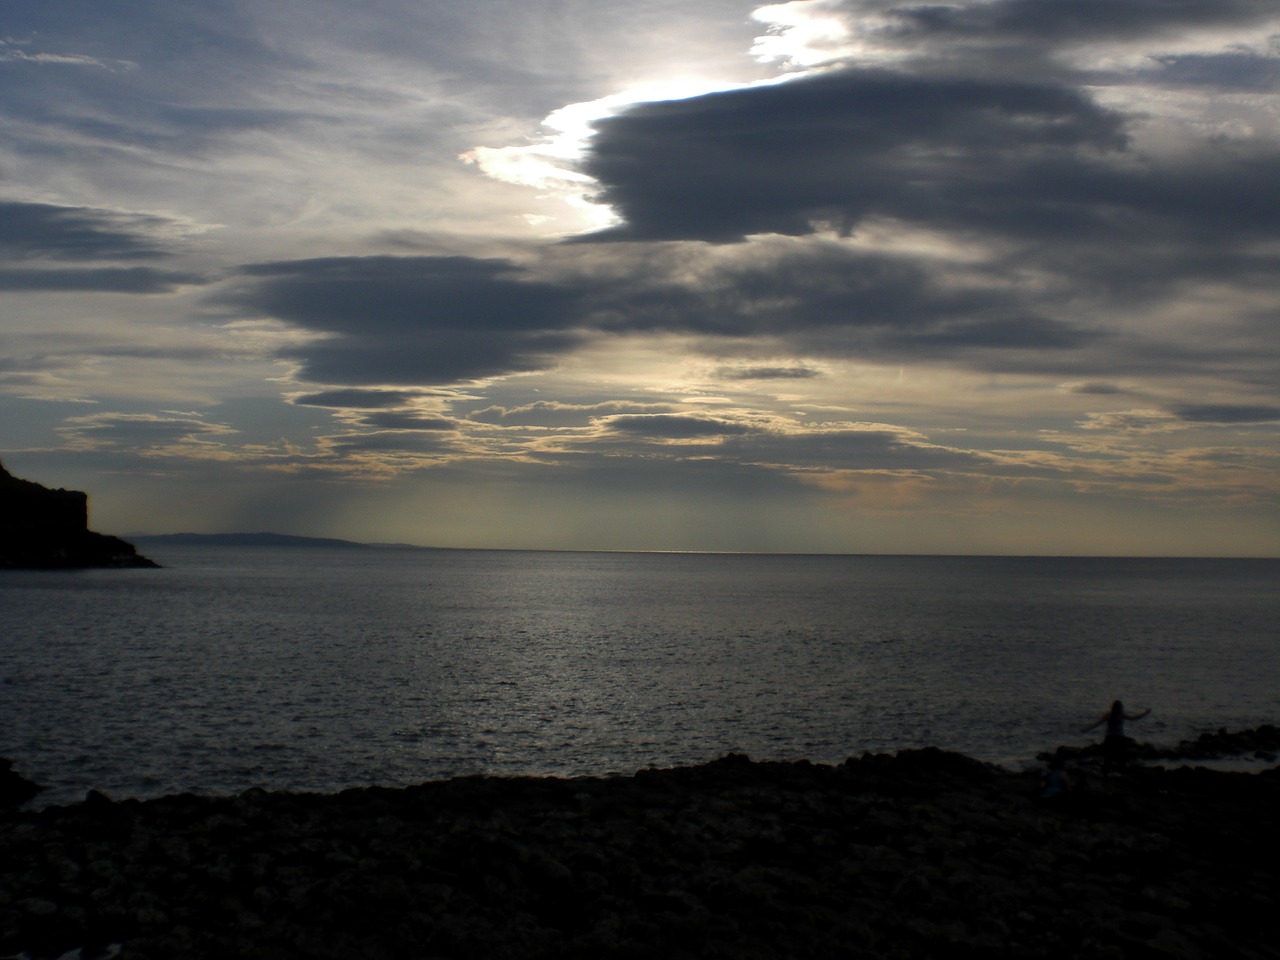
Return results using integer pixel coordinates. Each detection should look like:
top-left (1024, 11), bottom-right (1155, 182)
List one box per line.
top-left (1, 0), bottom-right (1277, 553)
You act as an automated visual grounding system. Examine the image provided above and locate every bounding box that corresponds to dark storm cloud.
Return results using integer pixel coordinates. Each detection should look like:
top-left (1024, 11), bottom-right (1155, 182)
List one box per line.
top-left (227, 256), bottom-right (584, 384)
top-left (0, 202), bottom-right (174, 261)
top-left (1171, 404), bottom-right (1280, 424)
top-left (583, 69), bottom-right (1130, 243)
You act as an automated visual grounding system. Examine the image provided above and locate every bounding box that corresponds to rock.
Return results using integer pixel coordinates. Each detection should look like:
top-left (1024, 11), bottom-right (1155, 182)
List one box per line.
top-left (0, 759), bottom-right (44, 808)
top-left (1, 735), bottom-right (1278, 959)
top-left (0, 460), bottom-right (157, 569)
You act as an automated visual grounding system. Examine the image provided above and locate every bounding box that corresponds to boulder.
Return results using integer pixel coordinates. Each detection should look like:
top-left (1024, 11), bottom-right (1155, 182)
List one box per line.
top-left (0, 757), bottom-right (43, 808)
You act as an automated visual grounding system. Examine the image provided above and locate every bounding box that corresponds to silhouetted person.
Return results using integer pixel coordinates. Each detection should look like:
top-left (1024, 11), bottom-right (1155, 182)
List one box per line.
top-left (1084, 700), bottom-right (1150, 775)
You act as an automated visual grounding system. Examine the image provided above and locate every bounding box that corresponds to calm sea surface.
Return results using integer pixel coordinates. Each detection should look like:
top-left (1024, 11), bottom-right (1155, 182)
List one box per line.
top-left (2, 547), bottom-right (1277, 806)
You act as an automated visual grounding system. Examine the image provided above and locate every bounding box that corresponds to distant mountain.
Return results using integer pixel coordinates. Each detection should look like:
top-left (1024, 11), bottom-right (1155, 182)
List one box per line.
top-left (132, 532), bottom-right (373, 549)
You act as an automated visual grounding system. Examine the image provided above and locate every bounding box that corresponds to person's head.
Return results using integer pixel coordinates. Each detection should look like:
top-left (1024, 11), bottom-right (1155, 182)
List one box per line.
top-left (1110, 700), bottom-right (1124, 718)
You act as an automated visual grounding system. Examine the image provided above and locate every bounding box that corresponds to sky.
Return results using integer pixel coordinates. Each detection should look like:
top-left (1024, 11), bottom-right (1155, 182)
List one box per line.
top-left (2, 0), bottom-right (1278, 555)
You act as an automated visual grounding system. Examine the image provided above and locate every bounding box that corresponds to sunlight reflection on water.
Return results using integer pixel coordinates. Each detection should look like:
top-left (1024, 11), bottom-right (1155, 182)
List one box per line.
top-left (2, 549), bottom-right (1277, 805)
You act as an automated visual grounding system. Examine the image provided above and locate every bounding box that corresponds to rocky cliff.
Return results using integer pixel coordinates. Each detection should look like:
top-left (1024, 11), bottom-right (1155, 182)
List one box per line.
top-left (0, 461), bottom-right (157, 568)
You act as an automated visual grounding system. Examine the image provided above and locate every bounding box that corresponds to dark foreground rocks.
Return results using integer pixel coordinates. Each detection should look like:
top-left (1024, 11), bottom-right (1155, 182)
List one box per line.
top-left (2, 749), bottom-right (1278, 960)
top-left (0, 761), bottom-right (42, 810)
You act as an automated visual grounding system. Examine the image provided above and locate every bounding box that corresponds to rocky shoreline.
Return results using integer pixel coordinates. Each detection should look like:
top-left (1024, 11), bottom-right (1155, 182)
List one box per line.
top-left (2, 735), bottom-right (1278, 960)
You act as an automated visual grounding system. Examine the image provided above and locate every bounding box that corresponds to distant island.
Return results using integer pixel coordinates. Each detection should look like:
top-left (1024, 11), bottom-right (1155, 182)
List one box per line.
top-left (0, 460), bottom-right (157, 569)
top-left (132, 531), bottom-right (372, 549)
top-left (130, 532), bottom-right (424, 550)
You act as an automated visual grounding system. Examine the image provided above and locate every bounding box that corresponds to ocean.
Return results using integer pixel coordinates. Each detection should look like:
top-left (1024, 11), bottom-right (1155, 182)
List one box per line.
top-left (2, 547), bottom-right (1277, 806)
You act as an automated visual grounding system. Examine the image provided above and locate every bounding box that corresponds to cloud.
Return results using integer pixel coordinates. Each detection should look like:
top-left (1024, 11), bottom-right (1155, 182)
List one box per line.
top-left (1078, 410), bottom-right (1179, 432)
top-left (469, 400), bottom-right (679, 428)
top-left (315, 430), bottom-right (464, 459)
top-left (226, 242), bottom-right (1101, 389)
top-left (591, 241), bottom-right (1097, 365)
top-left (291, 389), bottom-right (440, 409)
top-left (0, 201), bottom-right (178, 261)
top-left (0, 5), bottom-right (313, 158)
top-left (872, 0), bottom-right (1278, 47)
top-left (581, 69), bottom-right (1130, 243)
top-left (0, 267), bottom-right (201, 293)
top-left (532, 410), bottom-right (990, 477)
top-left (173, 1), bottom-right (1279, 400)
top-left (56, 412), bottom-right (237, 454)
top-left (225, 256), bottom-right (585, 385)
top-left (717, 364), bottom-right (821, 380)
top-left (723, 423), bottom-right (989, 474)
top-left (569, 0), bottom-right (1280, 323)
top-left (0, 40), bottom-right (132, 71)
top-left (1063, 382), bottom-right (1127, 396)
top-left (601, 414), bottom-right (756, 439)
top-left (582, 65), bottom-right (1280, 256)
top-left (1141, 51), bottom-right (1280, 92)
top-left (1171, 403), bottom-right (1280, 424)
top-left (1077, 404), bottom-right (1280, 433)
top-left (0, 0), bottom-right (1274, 556)
top-left (358, 412), bottom-right (458, 431)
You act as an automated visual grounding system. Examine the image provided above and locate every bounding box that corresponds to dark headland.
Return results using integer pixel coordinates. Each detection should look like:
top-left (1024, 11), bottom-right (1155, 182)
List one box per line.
top-left (0, 460), bottom-right (156, 569)
top-left (2, 727), bottom-right (1277, 960)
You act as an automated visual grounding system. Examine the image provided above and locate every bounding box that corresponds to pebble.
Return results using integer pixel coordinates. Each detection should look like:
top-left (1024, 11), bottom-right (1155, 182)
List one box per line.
top-left (1, 738), bottom-right (1277, 959)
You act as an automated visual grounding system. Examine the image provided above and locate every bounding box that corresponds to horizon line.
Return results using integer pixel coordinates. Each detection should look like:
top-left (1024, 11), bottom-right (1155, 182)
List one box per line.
top-left (126, 532), bottom-right (1280, 561)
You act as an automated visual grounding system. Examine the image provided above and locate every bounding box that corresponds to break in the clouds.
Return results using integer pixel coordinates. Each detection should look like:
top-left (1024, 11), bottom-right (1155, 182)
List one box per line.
top-left (1, 0), bottom-right (1277, 554)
